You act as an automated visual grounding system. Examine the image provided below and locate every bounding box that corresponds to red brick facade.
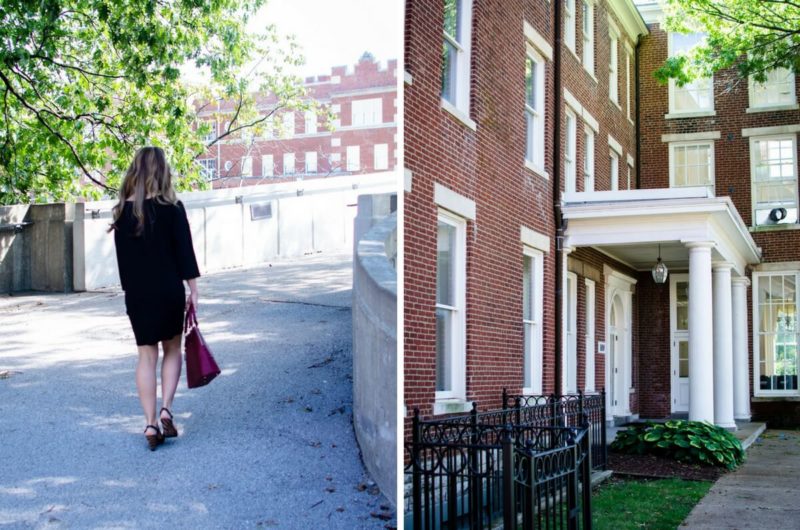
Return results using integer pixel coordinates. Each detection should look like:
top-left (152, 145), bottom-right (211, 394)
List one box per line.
top-left (195, 55), bottom-right (397, 187)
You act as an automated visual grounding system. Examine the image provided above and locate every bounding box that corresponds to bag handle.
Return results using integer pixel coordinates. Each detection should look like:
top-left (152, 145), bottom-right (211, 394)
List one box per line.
top-left (184, 302), bottom-right (198, 334)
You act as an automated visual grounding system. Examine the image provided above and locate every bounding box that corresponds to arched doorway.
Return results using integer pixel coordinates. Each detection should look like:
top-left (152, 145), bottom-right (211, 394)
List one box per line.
top-left (605, 266), bottom-right (635, 422)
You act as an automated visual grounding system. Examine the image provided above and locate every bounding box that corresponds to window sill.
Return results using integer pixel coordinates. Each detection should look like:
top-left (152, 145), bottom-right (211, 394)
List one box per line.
top-left (433, 399), bottom-right (473, 415)
top-left (746, 103), bottom-right (799, 114)
top-left (749, 223), bottom-right (800, 233)
top-left (583, 68), bottom-right (597, 83)
top-left (664, 110), bottom-right (717, 119)
top-left (610, 99), bottom-right (622, 111)
top-left (566, 47), bottom-right (580, 64)
top-left (524, 160), bottom-right (549, 179)
top-left (753, 395), bottom-right (800, 401)
top-left (441, 98), bottom-right (477, 131)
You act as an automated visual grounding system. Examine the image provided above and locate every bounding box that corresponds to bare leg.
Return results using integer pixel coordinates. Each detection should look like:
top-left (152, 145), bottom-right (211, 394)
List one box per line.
top-left (160, 333), bottom-right (182, 417)
top-left (136, 344), bottom-right (159, 434)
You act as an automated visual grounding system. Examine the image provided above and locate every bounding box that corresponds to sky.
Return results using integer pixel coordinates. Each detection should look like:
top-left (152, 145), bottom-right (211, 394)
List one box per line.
top-left (182, 0), bottom-right (399, 83)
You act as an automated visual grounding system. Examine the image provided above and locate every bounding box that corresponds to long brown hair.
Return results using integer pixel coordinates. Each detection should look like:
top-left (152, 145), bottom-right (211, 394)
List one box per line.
top-left (109, 146), bottom-right (177, 234)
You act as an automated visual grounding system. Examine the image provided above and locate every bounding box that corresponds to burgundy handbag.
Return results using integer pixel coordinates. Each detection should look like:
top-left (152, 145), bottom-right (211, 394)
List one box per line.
top-left (184, 303), bottom-right (220, 388)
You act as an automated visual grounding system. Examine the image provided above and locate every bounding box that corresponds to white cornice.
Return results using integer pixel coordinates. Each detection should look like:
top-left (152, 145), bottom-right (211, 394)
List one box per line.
top-left (608, 0), bottom-right (650, 40)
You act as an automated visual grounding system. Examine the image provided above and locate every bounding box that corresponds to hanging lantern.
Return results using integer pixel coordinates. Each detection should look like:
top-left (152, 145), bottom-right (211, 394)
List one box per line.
top-left (651, 244), bottom-right (668, 284)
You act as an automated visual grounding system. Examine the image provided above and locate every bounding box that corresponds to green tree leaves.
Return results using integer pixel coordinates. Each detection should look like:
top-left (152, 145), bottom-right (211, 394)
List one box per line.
top-left (0, 0), bottom-right (314, 204)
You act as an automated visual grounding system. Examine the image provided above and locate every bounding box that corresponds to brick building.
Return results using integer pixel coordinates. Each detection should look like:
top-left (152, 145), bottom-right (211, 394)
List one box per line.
top-left (196, 53), bottom-right (397, 187)
top-left (405, 0), bottom-right (800, 431)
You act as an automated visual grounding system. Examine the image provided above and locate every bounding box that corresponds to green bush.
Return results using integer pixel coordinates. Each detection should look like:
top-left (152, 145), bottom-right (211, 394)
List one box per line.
top-left (610, 420), bottom-right (745, 470)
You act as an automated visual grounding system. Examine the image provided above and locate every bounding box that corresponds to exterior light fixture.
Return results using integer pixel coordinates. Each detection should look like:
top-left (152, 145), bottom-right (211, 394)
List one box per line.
top-left (651, 244), bottom-right (668, 284)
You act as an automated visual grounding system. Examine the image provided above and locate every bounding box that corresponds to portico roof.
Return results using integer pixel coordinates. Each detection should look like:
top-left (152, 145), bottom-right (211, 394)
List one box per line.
top-left (562, 187), bottom-right (762, 276)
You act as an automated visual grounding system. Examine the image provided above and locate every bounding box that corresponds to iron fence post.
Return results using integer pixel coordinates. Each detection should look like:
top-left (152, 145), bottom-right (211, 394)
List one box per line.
top-left (502, 425), bottom-right (515, 530)
top-left (469, 402), bottom-right (480, 528)
top-left (582, 424), bottom-right (593, 529)
top-left (515, 396), bottom-right (522, 426)
top-left (601, 388), bottom-right (608, 470)
top-left (567, 431), bottom-right (578, 530)
top-left (412, 408), bottom-right (422, 530)
top-left (502, 387), bottom-right (508, 410)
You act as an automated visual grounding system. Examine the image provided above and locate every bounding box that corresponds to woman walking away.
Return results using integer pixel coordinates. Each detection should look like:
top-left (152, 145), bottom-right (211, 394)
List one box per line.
top-left (109, 146), bottom-right (200, 451)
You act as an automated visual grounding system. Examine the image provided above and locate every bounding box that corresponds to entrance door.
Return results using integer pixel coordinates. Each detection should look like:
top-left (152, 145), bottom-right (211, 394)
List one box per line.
top-left (609, 295), bottom-right (625, 415)
top-left (671, 274), bottom-right (690, 413)
top-left (565, 272), bottom-right (578, 393)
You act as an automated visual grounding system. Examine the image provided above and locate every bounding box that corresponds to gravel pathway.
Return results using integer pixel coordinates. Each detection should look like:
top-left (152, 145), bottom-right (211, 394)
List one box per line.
top-left (0, 252), bottom-right (393, 529)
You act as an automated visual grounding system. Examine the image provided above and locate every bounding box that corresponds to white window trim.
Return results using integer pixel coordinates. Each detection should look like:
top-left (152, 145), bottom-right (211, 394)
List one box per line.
top-left (523, 246), bottom-right (545, 395)
top-left (585, 278), bottom-right (596, 393)
top-left (241, 155), bottom-right (253, 177)
top-left (525, 44), bottom-right (547, 178)
top-left (346, 145), bottom-right (361, 172)
top-left (434, 209), bottom-right (468, 409)
top-left (610, 150), bottom-right (620, 191)
top-left (748, 67), bottom-right (798, 112)
top-left (609, 31), bottom-right (619, 106)
top-left (667, 32), bottom-right (715, 117)
top-left (668, 141), bottom-right (716, 192)
top-left (261, 155), bottom-right (273, 178)
top-left (565, 109), bottom-right (577, 193)
top-left (564, 0), bottom-right (576, 54)
top-left (523, 20), bottom-right (553, 61)
top-left (625, 44), bottom-right (633, 123)
top-left (584, 125), bottom-right (595, 192)
top-left (750, 134), bottom-right (799, 227)
top-left (441, 0), bottom-right (473, 120)
top-left (374, 143), bottom-right (389, 171)
top-left (752, 270), bottom-right (800, 397)
top-left (283, 152), bottom-right (295, 175)
top-left (434, 182), bottom-right (477, 220)
top-left (564, 271), bottom-right (579, 394)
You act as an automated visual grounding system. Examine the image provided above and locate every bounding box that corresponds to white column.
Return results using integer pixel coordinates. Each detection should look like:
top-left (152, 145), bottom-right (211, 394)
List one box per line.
top-left (713, 263), bottom-right (736, 429)
top-left (687, 242), bottom-right (715, 423)
top-left (732, 277), bottom-right (752, 421)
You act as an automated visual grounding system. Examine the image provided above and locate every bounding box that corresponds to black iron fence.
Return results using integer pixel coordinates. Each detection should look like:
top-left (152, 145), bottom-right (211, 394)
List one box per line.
top-left (405, 394), bottom-right (601, 529)
top-left (502, 390), bottom-right (607, 471)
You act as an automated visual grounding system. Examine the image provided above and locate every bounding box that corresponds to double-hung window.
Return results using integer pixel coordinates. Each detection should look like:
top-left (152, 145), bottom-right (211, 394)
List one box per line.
top-left (749, 68), bottom-right (797, 110)
top-left (305, 152), bottom-right (317, 174)
top-left (202, 121), bottom-right (216, 143)
top-left (751, 135), bottom-right (798, 226)
top-left (564, 0), bottom-right (576, 54)
top-left (754, 272), bottom-right (800, 395)
top-left (351, 98), bottom-right (382, 127)
top-left (523, 248), bottom-right (544, 394)
top-left (283, 152), bottom-right (295, 175)
top-left (442, 0), bottom-right (472, 117)
top-left (565, 110), bottom-right (577, 193)
top-left (374, 144), bottom-right (389, 171)
top-left (346, 146), bottom-right (360, 171)
top-left (436, 211), bottom-right (467, 403)
top-left (525, 47), bottom-right (545, 173)
top-left (670, 142), bottom-right (715, 192)
top-left (625, 45), bottom-right (633, 121)
top-left (282, 112), bottom-right (295, 138)
top-left (305, 110), bottom-right (317, 134)
top-left (261, 155), bottom-right (273, 178)
top-left (609, 29), bottom-right (619, 105)
top-left (668, 33), bottom-right (714, 115)
top-left (198, 159), bottom-right (216, 181)
top-left (581, 0), bottom-right (593, 76)
top-left (584, 126), bottom-right (595, 192)
top-left (241, 156), bottom-right (253, 177)
top-left (609, 150), bottom-right (619, 191)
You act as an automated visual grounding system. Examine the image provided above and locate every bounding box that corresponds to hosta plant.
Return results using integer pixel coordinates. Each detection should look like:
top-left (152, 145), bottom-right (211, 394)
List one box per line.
top-left (611, 420), bottom-right (745, 470)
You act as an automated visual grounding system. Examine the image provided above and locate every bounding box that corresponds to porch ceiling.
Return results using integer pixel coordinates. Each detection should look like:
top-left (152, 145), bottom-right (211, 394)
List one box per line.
top-left (561, 188), bottom-right (762, 276)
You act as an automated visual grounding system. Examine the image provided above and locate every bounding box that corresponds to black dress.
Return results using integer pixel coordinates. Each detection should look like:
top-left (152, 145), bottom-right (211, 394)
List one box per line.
top-left (113, 198), bottom-right (200, 346)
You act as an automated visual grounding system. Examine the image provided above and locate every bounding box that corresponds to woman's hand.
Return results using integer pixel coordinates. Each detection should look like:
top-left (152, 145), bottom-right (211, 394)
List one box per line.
top-left (186, 278), bottom-right (199, 311)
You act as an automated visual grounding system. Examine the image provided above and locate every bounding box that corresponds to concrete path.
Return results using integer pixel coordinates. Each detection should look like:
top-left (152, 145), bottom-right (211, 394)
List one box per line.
top-left (683, 430), bottom-right (800, 528)
top-left (0, 252), bottom-right (394, 529)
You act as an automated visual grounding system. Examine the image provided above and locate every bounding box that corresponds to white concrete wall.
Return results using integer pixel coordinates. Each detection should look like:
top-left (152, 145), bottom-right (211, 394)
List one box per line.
top-left (73, 173), bottom-right (395, 291)
top-left (352, 194), bottom-right (397, 506)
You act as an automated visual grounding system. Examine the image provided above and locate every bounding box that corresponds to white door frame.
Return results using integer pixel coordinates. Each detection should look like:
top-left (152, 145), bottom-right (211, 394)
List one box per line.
top-left (563, 272), bottom-right (579, 394)
top-left (604, 265), bottom-right (636, 420)
top-left (670, 273), bottom-right (690, 413)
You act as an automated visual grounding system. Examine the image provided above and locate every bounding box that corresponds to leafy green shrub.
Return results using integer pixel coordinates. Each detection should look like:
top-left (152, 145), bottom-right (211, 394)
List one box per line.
top-left (611, 420), bottom-right (745, 470)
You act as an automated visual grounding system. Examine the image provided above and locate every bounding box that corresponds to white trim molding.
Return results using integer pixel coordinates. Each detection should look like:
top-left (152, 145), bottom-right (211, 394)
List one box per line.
top-left (523, 20), bottom-right (553, 61)
top-left (563, 88), bottom-right (599, 132)
top-left (434, 183), bottom-right (477, 220)
top-left (404, 168), bottom-right (413, 193)
top-left (661, 131), bottom-right (721, 143)
top-left (441, 98), bottom-right (478, 131)
top-left (520, 226), bottom-right (551, 252)
top-left (608, 134), bottom-right (622, 155)
top-left (742, 124), bottom-right (800, 138)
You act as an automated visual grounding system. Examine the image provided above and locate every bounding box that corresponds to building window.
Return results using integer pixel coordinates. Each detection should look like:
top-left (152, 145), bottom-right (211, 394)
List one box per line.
top-left (753, 272), bottom-right (799, 395)
top-left (525, 47), bottom-right (545, 172)
top-left (346, 145), bottom-right (360, 171)
top-left (436, 211), bottom-right (467, 401)
top-left (669, 33), bottom-right (714, 114)
top-left (670, 142), bottom-right (715, 191)
top-left (564, 0), bottom-right (576, 53)
top-left (610, 150), bottom-right (619, 190)
top-left (202, 121), bottom-right (216, 143)
top-left (751, 135), bottom-right (798, 226)
top-left (609, 31), bottom-right (619, 104)
top-left (374, 144), bottom-right (389, 170)
top-left (441, 0), bottom-right (472, 114)
top-left (626, 46), bottom-right (633, 120)
top-left (581, 0), bottom-right (593, 76)
top-left (282, 112), bottom-right (294, 138)
top-left (198, 159), bottom-right (216, 181)
top-left (305, 110), bottom-right (317, 134)
top-left (283, 152), bottom-right (295, 175)
top-left (241, 128), bottom-right (253, 144)
top-left (351, 98), bottom-right (383, 126)
top-left (523, 248), bottom-right (544, 394)
top-left (584, 126), bottom-right (595, 192)
top-left (261, 154), bottom-right (273, 177)
top-left (565, 110), bottom-right (577, 193)
top-left (750, 68), bottom-right (797, 109)
top-left (305, 152), bottom-right (317, 174)
top-left (264, 116), bottom-right (274, 139)
top-left (241, 156), bottom-right (252, 177)
top-left (626, 160), bottom-right (633, 190)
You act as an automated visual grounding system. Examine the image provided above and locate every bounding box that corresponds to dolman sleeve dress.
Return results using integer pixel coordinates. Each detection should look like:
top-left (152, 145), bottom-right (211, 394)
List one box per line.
top-left (113, 198), bottom-right (200, 346)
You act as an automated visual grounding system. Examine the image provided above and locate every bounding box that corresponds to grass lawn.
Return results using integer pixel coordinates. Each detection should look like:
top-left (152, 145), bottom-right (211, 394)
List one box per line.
top-left (592, 477), bottom-right (713, 530)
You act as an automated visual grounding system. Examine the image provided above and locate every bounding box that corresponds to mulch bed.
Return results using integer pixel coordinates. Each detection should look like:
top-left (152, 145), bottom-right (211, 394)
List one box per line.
top-left (608, 452), bottom-right (725, 482)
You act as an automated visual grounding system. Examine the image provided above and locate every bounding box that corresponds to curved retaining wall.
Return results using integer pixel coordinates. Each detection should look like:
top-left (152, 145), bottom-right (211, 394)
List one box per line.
top-left (352, 202), bottom-right (397, 506)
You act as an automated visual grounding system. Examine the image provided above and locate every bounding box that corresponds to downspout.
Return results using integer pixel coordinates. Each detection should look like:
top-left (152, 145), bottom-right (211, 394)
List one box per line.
top-left (635, 35), bottom-right (642, 189)
top-left (553, 0), bottom-right (564, 397)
